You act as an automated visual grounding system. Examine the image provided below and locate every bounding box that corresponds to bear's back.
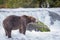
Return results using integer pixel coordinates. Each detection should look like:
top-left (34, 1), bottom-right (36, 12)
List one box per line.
top-left (3, 15), bottom-right (21, 30)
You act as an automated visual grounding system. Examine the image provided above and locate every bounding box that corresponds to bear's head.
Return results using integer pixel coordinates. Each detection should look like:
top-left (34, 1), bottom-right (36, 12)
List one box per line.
top-left (22, 15), bottom-right (36, 23)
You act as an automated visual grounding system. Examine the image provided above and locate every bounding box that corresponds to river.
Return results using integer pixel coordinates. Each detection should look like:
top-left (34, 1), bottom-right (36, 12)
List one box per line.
top-left (0, 8), bottom-right (60, 40)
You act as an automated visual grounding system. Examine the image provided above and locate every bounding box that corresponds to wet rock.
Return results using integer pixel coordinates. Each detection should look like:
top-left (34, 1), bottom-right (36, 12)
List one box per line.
top-left (48, 11), bottom-right (60, 25)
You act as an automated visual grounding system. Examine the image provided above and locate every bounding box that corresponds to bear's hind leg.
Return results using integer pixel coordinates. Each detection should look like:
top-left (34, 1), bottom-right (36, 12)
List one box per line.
top-left (5, 30), bottom-right (8, 36)
top-left (23, 27), bottom-right (26, 35)
top-left (7, 30), bottom-right (11, 38)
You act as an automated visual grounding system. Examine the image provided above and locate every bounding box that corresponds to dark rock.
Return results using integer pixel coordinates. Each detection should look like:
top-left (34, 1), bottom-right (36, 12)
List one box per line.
top-left (48, 11), bottom-right (60, 25)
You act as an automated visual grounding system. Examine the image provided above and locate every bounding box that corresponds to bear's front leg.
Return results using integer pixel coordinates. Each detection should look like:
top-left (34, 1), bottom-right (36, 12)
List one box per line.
top-left (23, 27), bottom-right (26, 35)
top-left (19, 26), bottom-right (23, 33)
top-left (19, 25), bottom-right (26, 35)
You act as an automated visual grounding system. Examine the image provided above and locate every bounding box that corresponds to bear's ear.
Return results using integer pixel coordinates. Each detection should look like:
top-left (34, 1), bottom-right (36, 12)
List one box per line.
top-left (22, 15), bottom-right (28, 18)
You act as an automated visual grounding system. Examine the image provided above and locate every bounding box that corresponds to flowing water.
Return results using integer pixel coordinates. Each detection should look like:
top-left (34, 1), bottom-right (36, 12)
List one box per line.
top-left (0, 8), bottom-right (60, 40)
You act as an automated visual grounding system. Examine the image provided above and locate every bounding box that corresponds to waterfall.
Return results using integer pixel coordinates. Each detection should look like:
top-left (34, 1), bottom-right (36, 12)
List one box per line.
top-left (0, 8), bottom-right (60, 28)
top-left (0, 8), bottom-right (60, 40)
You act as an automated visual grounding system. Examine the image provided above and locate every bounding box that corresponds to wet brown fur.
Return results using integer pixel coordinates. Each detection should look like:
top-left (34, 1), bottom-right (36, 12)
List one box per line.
top-left (3, 15), bottom-right (36, 38)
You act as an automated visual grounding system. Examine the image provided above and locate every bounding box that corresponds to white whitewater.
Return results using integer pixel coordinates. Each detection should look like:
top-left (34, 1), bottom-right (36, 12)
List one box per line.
top-left (0, 8), bottom-right (60, 40)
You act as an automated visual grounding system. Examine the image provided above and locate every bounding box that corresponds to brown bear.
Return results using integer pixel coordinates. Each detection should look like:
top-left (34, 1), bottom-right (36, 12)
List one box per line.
top-left (3, 15), bottom-right (36, 38)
